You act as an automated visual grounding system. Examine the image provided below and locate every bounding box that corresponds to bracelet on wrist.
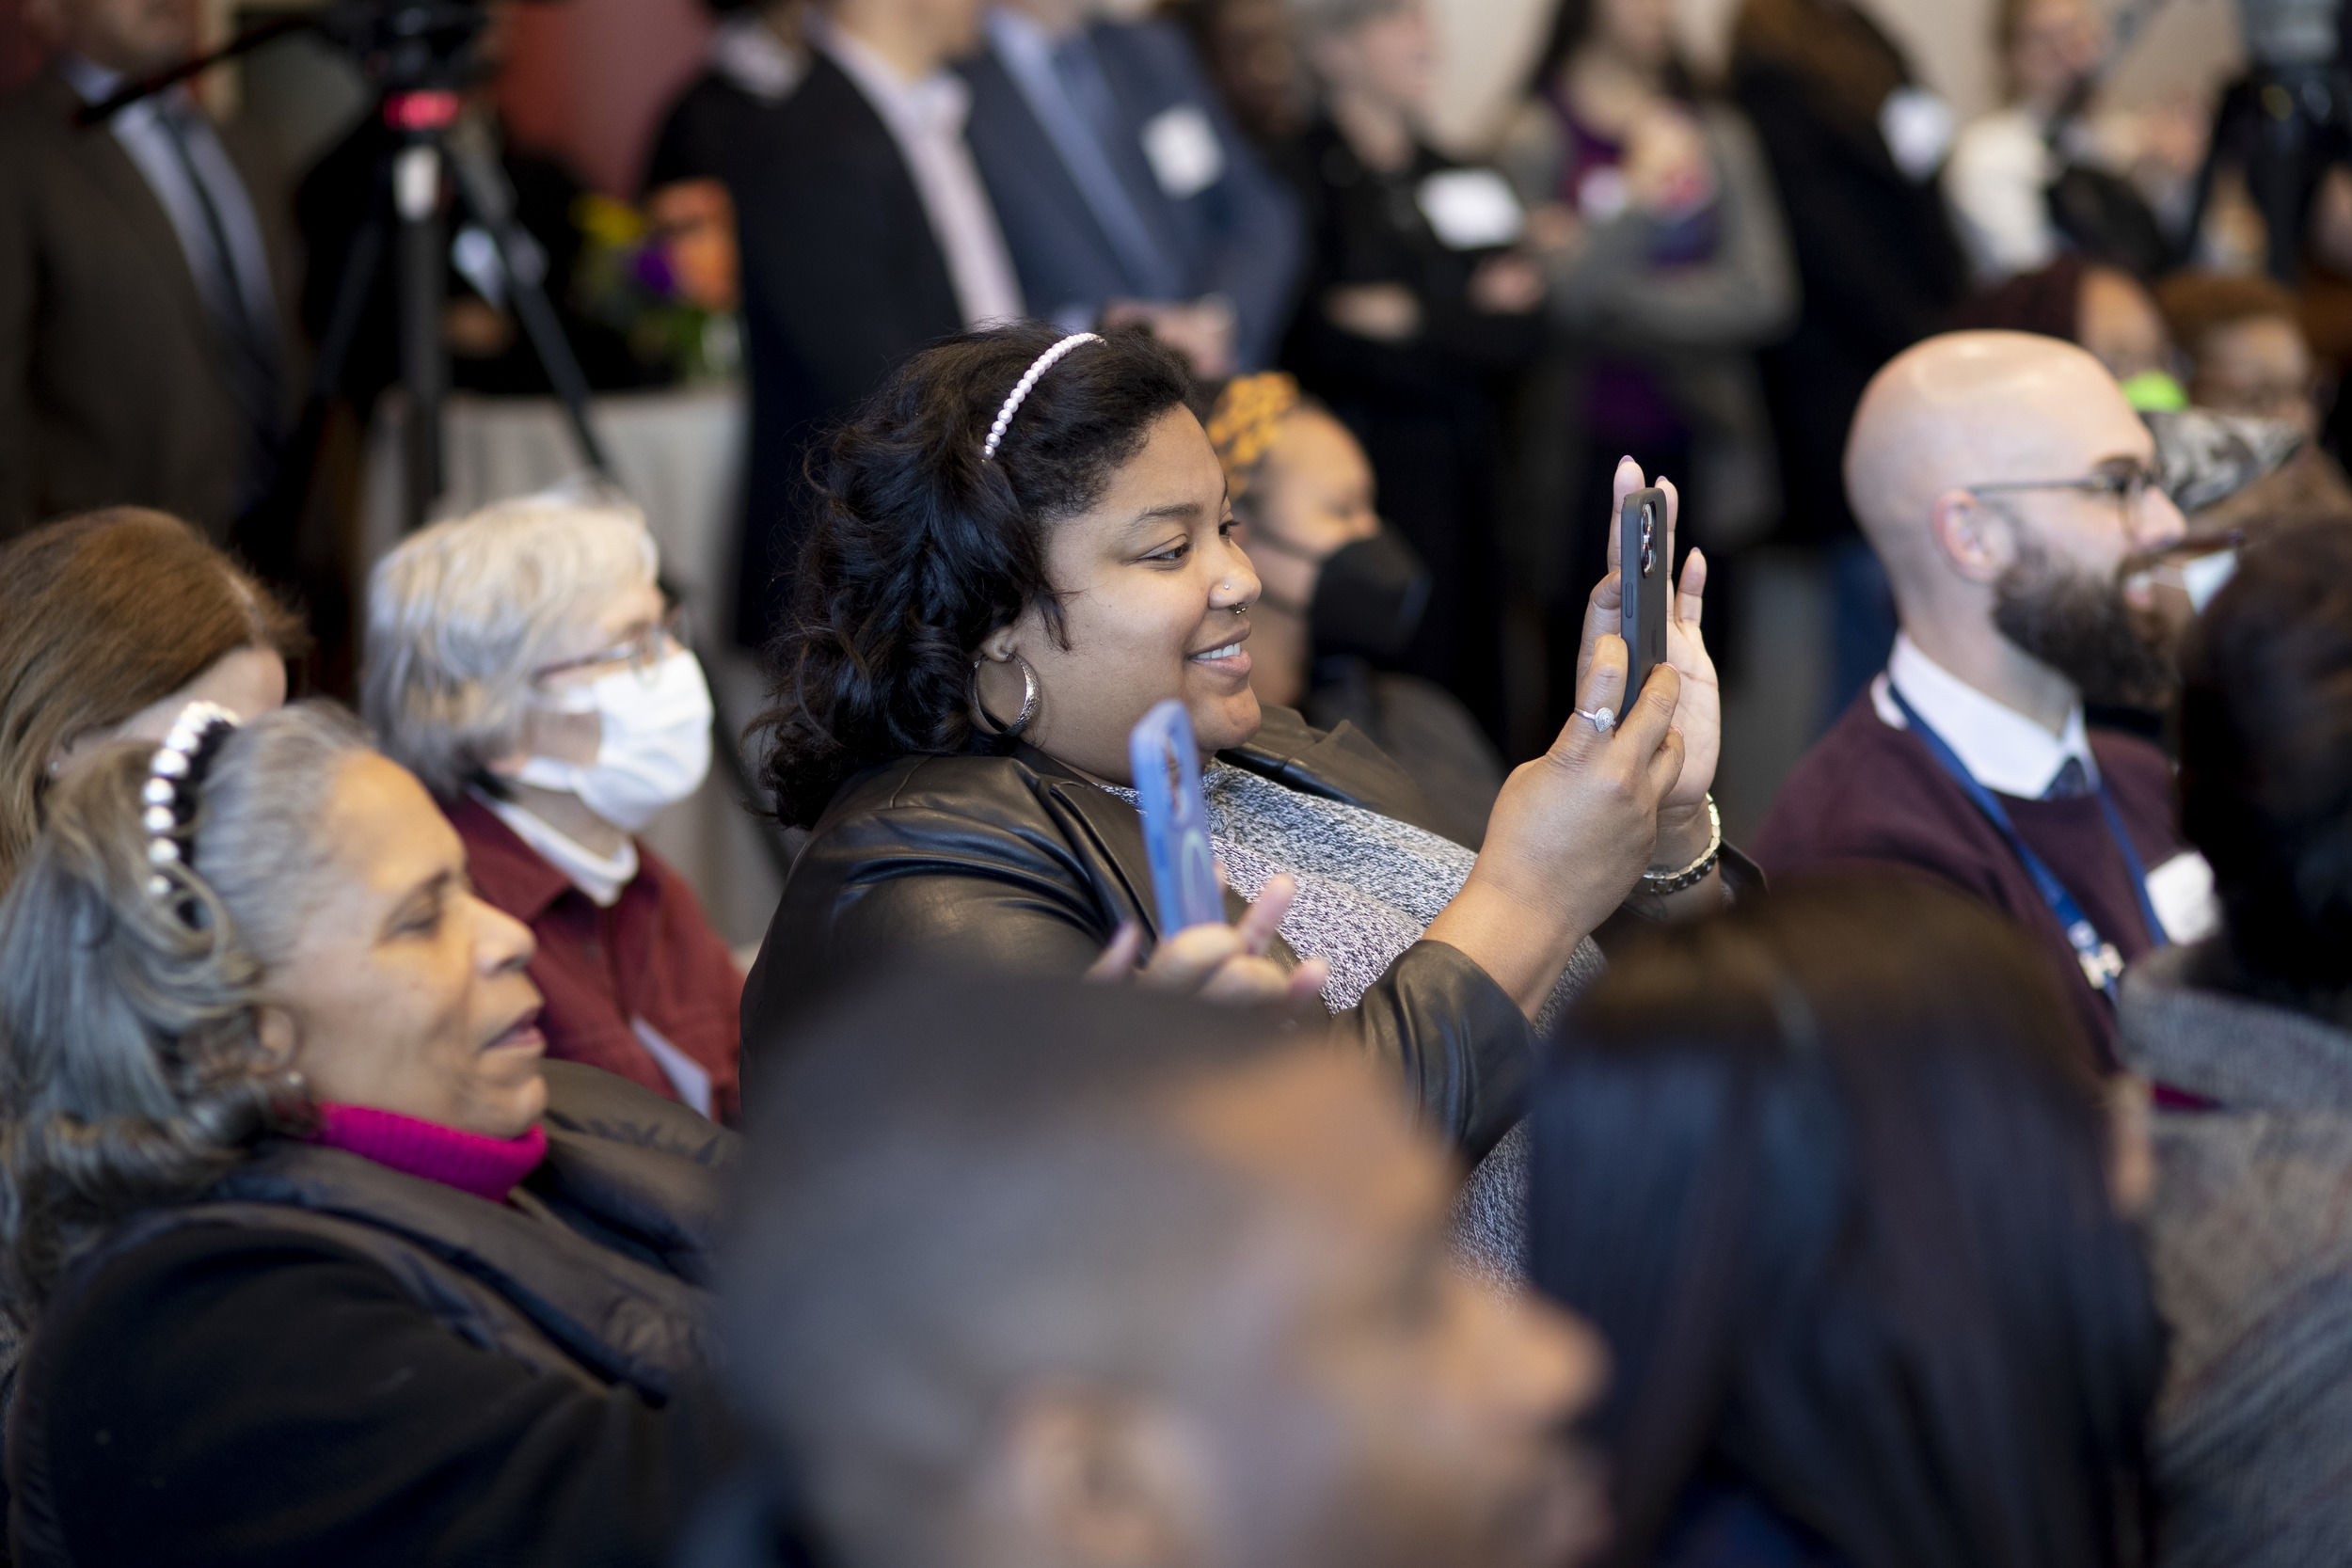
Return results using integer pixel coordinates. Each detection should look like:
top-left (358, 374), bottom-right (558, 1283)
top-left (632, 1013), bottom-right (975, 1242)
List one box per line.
top-left (1642, 796), bottom-right (1722, 895)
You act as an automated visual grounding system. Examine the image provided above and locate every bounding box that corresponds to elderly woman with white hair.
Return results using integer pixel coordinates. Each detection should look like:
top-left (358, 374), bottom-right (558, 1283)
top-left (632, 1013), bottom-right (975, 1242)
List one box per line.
top-left (364, 492), bottom-right (741, 1125)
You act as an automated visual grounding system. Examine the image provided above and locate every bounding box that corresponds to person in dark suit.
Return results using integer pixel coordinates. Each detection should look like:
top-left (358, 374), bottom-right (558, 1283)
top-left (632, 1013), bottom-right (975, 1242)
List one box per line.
top-left (0, 0), bottom-right (297, 542)
top-left (728, 0), bottom-right (1021, 648)
top-left (960, 0), bottom-right (1302, 376)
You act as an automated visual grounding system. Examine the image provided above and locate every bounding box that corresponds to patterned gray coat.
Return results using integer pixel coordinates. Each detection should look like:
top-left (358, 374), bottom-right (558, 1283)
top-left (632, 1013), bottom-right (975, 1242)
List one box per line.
top-left (2118, 943), bottom-right (2352, 1567)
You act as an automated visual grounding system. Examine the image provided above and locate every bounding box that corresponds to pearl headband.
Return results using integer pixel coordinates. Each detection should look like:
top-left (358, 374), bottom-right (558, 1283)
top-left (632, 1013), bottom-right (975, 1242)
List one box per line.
top-left (981, 333), bottom-right (1102, 461)
top-left (141, 701), bottom-right (239, 903)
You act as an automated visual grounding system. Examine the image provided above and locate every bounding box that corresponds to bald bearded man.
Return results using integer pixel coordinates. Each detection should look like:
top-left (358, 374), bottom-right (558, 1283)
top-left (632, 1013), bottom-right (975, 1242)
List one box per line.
top-left (1755, 331), bottom-right (2215, 1064)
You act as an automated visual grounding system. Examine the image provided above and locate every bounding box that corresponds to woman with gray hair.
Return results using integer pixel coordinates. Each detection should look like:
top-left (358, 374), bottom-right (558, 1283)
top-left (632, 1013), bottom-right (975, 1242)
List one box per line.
top-left (0, 702), bottom-right (734, 1568)
top-left (364, 492), bottom-right (741, 1125)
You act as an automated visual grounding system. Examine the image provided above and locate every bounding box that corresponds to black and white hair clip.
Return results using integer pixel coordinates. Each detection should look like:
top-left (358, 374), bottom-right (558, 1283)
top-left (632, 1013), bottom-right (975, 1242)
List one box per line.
top-left (142, 702), bottom-right (240, 901)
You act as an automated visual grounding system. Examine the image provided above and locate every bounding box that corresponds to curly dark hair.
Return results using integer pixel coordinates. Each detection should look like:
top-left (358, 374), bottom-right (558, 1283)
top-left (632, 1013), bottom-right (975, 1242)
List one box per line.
top-left (2178, 516), bottom-right (2352, 1011)
top-left (755, 323), bottom-right (1196, 827)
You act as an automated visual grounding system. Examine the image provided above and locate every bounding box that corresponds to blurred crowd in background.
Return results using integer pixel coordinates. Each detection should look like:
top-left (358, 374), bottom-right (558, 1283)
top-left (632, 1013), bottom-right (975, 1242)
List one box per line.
top-left (11, 0), bottom-right (2352, 837)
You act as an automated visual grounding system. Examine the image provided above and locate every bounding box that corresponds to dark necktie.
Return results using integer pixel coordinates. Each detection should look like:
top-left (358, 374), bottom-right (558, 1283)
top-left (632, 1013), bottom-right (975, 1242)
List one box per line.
top-left (152, 100), bottom-right (284, 507)
top-left (2043, 756), bottom-right (2093, 800)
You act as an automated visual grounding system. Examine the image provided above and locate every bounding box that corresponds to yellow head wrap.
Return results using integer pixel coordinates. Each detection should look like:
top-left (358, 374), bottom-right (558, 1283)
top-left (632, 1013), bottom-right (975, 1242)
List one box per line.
top-left (1203, 372), bottom-right (1303, 503)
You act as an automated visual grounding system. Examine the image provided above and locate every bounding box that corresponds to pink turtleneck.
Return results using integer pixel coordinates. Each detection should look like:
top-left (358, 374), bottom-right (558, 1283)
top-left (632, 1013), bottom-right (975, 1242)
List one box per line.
top-left (311, 1102), bottom-right (548, 1203)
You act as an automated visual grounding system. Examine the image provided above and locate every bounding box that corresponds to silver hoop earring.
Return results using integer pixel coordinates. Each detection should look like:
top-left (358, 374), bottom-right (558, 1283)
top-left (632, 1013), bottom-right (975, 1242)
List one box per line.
top-left (969, 655), bottom-right (1040, 740)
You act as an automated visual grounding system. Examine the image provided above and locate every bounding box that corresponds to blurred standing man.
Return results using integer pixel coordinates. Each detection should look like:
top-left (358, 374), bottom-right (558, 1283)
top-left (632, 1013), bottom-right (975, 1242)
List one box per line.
top-left (0, 0), bottom-right (293, 542)
top-left (730, 0), bottom-right (1021, 648)
top-left (1756, 331), bottom-right (2209, 1065)
top-left (961, 0), bottom-right (1302, 378)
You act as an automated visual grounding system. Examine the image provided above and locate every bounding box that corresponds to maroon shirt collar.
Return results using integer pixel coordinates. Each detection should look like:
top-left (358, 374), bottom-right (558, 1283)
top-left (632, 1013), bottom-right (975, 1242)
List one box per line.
top-left (446, 793), bottom-right (579, 923)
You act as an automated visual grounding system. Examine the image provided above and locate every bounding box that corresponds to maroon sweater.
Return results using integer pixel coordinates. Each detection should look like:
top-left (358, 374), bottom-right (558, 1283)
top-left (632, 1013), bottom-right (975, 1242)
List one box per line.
top-left (449, 796), bottom-right (743, 1124)
top-left (1753, 694), bottom-right (2189, 1065)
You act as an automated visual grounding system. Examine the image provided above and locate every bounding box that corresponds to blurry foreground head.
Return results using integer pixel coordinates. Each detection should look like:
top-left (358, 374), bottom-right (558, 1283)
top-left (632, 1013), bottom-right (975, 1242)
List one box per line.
top-left (0, 508), bottom-right (306, 892)
top-left (2179, 515), bottom-right (2352, 1020)
top-left (729, 974), bottom-right (1610, 1568)
top-left (1530, 878), bottom-right (2162, 1568)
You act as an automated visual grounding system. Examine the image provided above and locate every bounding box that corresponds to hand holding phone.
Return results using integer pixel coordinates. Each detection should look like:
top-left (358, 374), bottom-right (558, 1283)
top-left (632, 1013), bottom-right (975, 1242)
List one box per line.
top-left (1619, 486), bottom-right (1670, 702)
top-left (1129, 700), bottom-right (1224, 934)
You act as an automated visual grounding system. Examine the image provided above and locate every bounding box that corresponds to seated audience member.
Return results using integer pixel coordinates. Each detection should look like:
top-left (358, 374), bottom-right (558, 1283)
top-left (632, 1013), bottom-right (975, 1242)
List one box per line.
top-left (1501, 0), bottom-right (1796, 714)
top-left (746, 324), bottom-right (1742, 1160)
top-left (1754, 331), bottom-right (2205, 1063)
top-left (2156, 269), bottom-right (2352, 526)
top-left (1279, 0), bottom-right (1547, 738)
top-left (729, 0), bottom-right (1022, 647)
top-left (961, 0), bottom-right (1303, 375)
top-left (1531, 878), bottom-right (2163, 1568)
top-left (364, 494), bottom-right (741, 1124)
top-left (719, 972), bottom-right (1611, 1568)
top-left (2119, 518), bottom-right (2352, 1565)
top-left (1950, 254), bottom-right (2185, 408)
top-left (1944, 0), bottom-right (2201, 286)
top-left (0, 507), bottom-right (304, 891)
top-left (1203, 371), bottom-right (1505, 847)
top-left (1, 0), bottom-right (295, 540)
top-left (0, 703), bottom-right (734, 1568)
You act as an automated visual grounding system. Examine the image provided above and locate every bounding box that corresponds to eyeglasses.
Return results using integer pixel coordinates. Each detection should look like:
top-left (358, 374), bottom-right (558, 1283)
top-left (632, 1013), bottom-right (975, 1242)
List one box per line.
top-left (532, 605), bottom-right (688, 687)
top-left (1965, 458), bottom-right (2165, 512)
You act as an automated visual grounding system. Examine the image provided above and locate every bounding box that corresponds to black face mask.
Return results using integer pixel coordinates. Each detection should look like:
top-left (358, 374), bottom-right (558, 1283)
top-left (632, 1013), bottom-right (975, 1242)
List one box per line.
top-left (1310, 529), bottom-right (1433, 663)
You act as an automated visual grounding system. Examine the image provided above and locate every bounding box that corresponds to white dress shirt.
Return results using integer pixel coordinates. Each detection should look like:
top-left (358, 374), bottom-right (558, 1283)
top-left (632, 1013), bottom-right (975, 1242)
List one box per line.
top-left (815, 22), bottom-right (1025, 328)
top-left (1870, 633), bottom-right (2098, 800)
top-left (475, 788), bottom-right (641, 908)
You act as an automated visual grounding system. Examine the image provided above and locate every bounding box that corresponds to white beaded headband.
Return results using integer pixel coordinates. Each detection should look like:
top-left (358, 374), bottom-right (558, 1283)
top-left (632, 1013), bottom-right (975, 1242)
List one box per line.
top-left (141, 701), bottom-right (240, 902)
top-left (981, 332), bottom-right (1103, 461)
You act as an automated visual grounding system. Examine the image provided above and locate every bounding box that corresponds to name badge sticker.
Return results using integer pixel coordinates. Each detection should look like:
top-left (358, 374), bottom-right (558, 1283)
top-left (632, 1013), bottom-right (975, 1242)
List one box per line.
top-left (2145, 851), bottom-right (2221, 945)
top-left (1142, 105), bottom-right (1225, 198)
top-left (1416, 167), bottom-right (1528, 249)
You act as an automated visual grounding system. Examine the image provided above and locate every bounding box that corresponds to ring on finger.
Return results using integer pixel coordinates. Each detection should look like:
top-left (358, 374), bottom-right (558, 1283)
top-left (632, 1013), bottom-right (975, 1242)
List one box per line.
top-left (1576, 705), bottom-right (1617, 736)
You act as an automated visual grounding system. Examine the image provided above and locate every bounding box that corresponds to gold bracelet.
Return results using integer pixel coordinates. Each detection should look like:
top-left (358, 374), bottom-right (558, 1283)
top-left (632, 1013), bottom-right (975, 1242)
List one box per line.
top-left (1641, 796), bottom-right (1722, 895)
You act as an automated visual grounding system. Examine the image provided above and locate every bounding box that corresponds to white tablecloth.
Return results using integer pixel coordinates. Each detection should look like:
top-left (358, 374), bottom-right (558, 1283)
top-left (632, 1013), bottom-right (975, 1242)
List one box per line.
top-left (362, 383), bottom-right (787, 948)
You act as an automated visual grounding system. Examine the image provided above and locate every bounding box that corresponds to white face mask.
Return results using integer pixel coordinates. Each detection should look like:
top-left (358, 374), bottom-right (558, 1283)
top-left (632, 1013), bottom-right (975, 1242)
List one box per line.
top-left (512, 649), bottom-right (715, 832)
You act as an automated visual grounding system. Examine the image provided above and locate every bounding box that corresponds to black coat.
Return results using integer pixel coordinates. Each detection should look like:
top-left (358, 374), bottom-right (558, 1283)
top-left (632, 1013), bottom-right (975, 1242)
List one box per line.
top-left (1725, 40), bottom-right (1965, 542)
top-left (1273, 123), bottom-right (1535, 737)
top-left (7, 1063), bottom-right (738, 1568)
top-left (729, 54), bottom-right (967, 649)
top-left (742, 706), bottom-right (1536, 1159)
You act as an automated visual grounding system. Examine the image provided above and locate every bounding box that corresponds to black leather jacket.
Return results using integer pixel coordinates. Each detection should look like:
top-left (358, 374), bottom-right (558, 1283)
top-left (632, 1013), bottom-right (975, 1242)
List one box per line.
top-left (743, 707), bottom-right (1538, 1158)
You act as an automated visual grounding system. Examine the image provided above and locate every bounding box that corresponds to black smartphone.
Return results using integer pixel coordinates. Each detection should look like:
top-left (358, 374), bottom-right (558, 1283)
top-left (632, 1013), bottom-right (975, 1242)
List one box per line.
top-left (1619, 487), bottom-right (1670, 704)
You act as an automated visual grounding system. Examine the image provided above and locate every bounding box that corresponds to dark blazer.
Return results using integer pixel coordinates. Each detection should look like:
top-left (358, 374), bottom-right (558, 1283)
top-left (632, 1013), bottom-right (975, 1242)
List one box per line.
top-left (961, 18), bottom-right (1301, 367)
top-left (8, 1063), bottom-right (736, 1568)
top-left (742, 706), bottom-right (1536, 1159)
top-left (730, 54), bottom-right (966, 648)
top-left (0, 69), bottom-right (298, 541)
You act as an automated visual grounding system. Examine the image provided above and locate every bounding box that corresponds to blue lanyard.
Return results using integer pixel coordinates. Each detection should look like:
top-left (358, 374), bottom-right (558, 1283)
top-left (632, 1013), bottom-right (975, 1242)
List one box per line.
top-left (1887, 686), bottom-right (2166, 1002)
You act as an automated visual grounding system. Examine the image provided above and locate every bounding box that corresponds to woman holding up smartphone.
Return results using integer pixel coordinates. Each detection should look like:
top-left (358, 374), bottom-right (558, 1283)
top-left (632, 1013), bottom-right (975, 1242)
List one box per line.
top-left (741, 325), bottom-right (1741, 1157)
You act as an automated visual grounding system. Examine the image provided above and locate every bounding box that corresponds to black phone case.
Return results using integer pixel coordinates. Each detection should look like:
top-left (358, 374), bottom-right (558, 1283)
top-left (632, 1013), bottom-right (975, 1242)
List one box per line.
top-left (1619, 488), bottom-right (1670, 705)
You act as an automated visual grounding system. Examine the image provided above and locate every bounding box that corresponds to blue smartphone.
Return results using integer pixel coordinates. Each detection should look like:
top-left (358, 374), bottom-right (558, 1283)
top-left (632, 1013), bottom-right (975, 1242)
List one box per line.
top-left (1129, 700), bottom-right (1224, 935)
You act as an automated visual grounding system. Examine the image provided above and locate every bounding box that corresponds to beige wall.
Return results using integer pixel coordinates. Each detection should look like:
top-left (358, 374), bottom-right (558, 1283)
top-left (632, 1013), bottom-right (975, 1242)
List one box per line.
top-left (1425, 0), bottom-right (2249, 151)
